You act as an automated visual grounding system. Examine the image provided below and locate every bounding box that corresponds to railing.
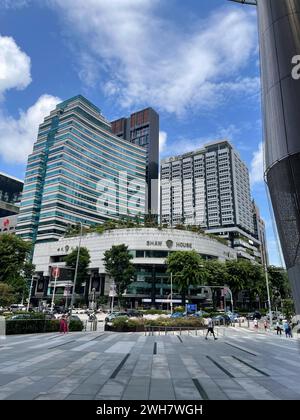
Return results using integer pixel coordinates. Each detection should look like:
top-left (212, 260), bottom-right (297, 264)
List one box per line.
top-left (145, 326), bottom-right (211, 336)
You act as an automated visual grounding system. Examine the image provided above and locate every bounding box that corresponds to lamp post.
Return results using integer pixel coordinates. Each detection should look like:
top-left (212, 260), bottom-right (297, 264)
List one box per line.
top-left (50, 266), bottom-right (60, 313)
top-left (26, 275), bottom-right (38, 312)
top-left (264, 262), bottom-right (273, 328)
top-left (69, 222), bottom-right (83, 317)
top-left (109, 282), bottom-right (116, 313)
top-left (91, 287), bottom-right (96, 311)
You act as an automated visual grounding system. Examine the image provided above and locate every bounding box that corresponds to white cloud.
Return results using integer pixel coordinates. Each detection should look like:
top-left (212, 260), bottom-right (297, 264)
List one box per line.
top-left (0, 94), bottom-right (61, 163)
top-left (50, 1), bottom-right (258, 116)
top-left (160, 124), bottom-right (242, 159)
top-left (0, 35), bottom-right (31, 98)
top-left (250, 142), bottom-right (264, 185)
top-left (0, 0), bottom-right (29, 8)
top-left (159, 131), bottom-right (167, 153)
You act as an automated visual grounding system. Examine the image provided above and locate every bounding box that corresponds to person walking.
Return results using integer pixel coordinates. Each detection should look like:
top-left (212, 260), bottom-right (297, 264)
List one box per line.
top-left (276, 320), bottom-right (282, 335)
top-left (254, 318), bottom-right (258, 330)
top-left (287, 322), bottom-right (293, 338)
top-left (283, 321), bottom-right (289, 338)
top-left (264, 319), bottom-right (268, 332)
top-left (59, 314), bottom-right (67, 334)
top-left (205, 317), bottom-right (217, 340)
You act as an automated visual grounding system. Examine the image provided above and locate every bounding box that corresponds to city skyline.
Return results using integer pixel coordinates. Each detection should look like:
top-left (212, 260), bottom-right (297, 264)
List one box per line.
top-left (0, 0), bottom-right (281, 265)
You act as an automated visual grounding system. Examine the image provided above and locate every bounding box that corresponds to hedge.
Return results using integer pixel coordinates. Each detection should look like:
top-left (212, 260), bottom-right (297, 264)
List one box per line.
top-left (105, 316), bottom-right (206, 332)
top-left (5, 319), bottom-right (84, 335)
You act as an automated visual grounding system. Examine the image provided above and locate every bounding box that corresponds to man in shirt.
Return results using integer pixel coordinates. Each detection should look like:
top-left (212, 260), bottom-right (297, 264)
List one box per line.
top-left (205, 317), bottom-right (218, 340)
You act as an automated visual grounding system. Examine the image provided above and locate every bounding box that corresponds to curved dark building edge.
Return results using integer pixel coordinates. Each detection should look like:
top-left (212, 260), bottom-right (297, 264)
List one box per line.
top-left (257, 0), bottom-right (300, 314)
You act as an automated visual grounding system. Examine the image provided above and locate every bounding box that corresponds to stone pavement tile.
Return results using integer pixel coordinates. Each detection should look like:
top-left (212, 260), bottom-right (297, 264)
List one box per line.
top-left (172, 379), bottom-right (200, 400)
top-left (0, 374), bottom-right (20, 386)
top-left (71, 382), bottom-right (101, 396)
top-left (122, 386), bottom-right (149, 400)
top-left (96, 381), bottom-right (126, 398)
top-left (234, 378), bottom-right (279, 400)
top-left (5, 390), bottom-right (41, 400)
top-left (214, 378), bottom-right (254, 400)
top-left (254, 378), bottom-right (300, 400)
top-left (34, 392), bottom-right (70, 400)
top-left (65, 394), bottom-right (94, 400)
top-left (148, 378), bottom-right (175, 400)
top-left (194, 377), bottom-right (229, 400)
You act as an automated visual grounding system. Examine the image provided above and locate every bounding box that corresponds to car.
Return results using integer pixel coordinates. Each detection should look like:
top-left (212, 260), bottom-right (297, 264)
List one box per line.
top-left (69, 315), bottom-right (81, 322)
top-left (105, 312), bottom-right (129, 322)
top-left (125, 309), bottom-right (143, 318)
top-left (10, 313), bottom-right (33, 320)
top-left (10, 304), bottom-right (27, 312)
top-left (170, 312), bottom-right (184, 318)
top-left (246, 311), bottom-right (262, 320)
top-left (212, 315), bottom-right (231, 325)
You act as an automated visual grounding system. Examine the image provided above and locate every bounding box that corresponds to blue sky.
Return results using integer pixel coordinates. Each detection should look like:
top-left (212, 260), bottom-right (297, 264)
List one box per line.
top-left (0, 0), bottom-right (283, 266)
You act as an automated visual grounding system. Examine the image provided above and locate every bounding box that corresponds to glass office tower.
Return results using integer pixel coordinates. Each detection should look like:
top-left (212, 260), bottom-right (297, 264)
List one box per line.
top-left (257, 0), bottom-right (300, 314)
top-left (17, 95), bottom-right (146, 243)
top-left (230, 0), bottom-right (300, 314)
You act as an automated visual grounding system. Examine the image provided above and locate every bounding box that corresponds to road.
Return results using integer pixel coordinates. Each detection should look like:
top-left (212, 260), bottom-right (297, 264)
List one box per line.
top-left (0, 327), bottom-right (299, 400)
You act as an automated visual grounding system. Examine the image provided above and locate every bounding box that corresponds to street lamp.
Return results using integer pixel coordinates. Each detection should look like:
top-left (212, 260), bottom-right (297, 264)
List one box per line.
top-left (69, 222), bottom-right (83, 317)
top-left (91, 287), bottom-right (96, 311)
top-left (26, 274), bottom-right (39, 312)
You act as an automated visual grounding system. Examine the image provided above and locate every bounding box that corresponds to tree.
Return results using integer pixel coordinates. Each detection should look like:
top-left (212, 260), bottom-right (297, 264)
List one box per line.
top-left (0, 283), bottom-right (15, 307)
top-left (225, 260), bottom-right (264, 310)
top-left (204, 260), bottom-right (228, 310)
top-left (281, 298), bottom-right (295, 320)
top-left (64, 247), bottom-right (91, 295)
top-left (103, 244), bottom-right (134, 306)
top-left (0, 234), bottom-right (34, 303)
top-left (0, 234), bottom-right (33, 284)
top-left (166, 251), bottom-right (205, 305)
top-left (268, 266), bottom-right (291, 307)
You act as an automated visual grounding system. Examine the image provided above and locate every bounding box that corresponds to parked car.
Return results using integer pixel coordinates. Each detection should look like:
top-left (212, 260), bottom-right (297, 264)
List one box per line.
top-left (246, 311), bottom-right (262, 320)
top-left (10, 304), bottom-right (27, 312)
top-left (69, 315), bottom-right (81, 322)
top-left (125, 309), bottom-right (143, 318)
top-left (10, 313), bottom-right (33, 320)
top-left (105, 312), bottom-right (129, 322)
top-left (170, 312), bottom-right (184, 318)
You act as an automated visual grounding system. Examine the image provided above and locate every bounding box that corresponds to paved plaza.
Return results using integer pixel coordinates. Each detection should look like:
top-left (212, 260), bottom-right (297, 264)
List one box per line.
top-left (0, 327), bottom-right (299, 400)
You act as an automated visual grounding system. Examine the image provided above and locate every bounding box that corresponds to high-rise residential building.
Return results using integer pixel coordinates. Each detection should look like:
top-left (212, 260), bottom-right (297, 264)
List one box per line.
top-left (111, 107), bottom-right (159, 215)
top-left (0, 172), bottom-right (23, 217)
top-left (16, 95), bottom-right (146, 244)
top-left (160, 140), bottom-right (263, 263)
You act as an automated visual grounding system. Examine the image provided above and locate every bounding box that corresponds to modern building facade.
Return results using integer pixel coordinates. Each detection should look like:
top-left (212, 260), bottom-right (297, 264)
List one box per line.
top-left (252, 201), bottom-right (268, 268)
top-left (160, 141), bottom-right (262, 263)
top-left (256, 0), bottom-right (300, 314)
top-left (111, 108), bottom-right (159, 215)
top-left (16, 96), bottom-right (146, 244)
top-left (0, 215), bottom-right (18, 235)
top-left (32, 227), bottom-right (237, 308)
top-left (0, 172), bottom-right (23, 217)
top-left (230, 0), bottom-right (300, 313)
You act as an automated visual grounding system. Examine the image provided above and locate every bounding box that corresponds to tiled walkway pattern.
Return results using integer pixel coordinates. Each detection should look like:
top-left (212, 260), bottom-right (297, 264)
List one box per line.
top-left (0, 327), bottom-right (299, 400)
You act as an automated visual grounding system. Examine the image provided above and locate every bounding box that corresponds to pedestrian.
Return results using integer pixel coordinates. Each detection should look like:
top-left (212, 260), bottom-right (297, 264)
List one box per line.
top-left (283, 321), bottom-right (289, 338)
top-left (287, 322), bottom-right (293, 338)
top-left (264, 319), bottom-right (268, 332)
top-left (254, 318), bottom-right (258, 330)
top-left (276, 320), bottom-right (282, 335)
top-left (205, 317), bottom-right (218, 340)
top-left (59, 314), bottom-right (67, 334)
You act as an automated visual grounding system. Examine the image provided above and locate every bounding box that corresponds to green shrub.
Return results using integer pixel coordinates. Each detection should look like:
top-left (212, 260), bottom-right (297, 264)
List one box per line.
top-left (5, 318), bottom-right (84, 335)
top-left (106, 316), bottom-right (205, 332)
top-left (142, 309), bottom-right (169, 315)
